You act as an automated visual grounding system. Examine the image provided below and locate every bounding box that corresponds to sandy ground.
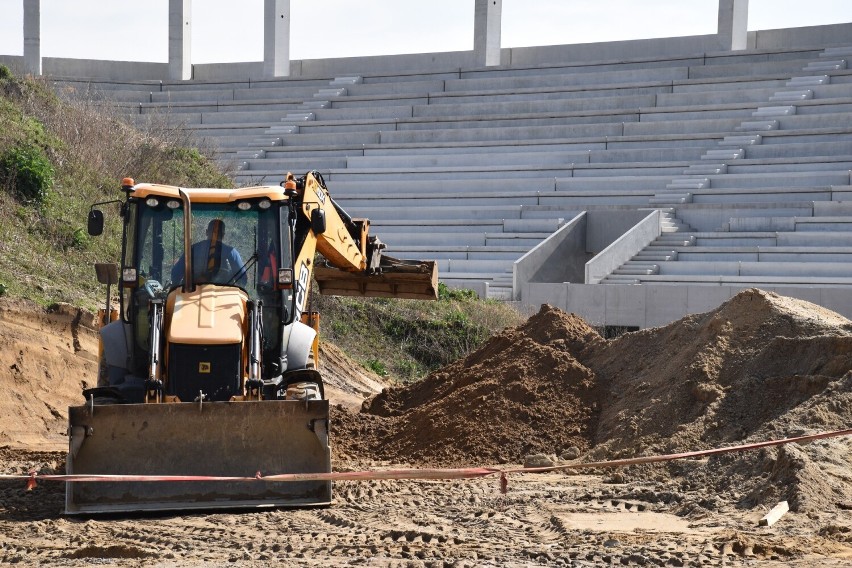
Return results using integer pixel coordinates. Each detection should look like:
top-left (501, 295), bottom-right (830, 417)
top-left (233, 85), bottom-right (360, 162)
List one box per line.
top-left (2, 294), bottom-right (852, 566)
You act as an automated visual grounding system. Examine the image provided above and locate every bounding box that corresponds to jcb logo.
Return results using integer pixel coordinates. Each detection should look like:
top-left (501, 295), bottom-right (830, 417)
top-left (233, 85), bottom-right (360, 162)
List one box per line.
top-left (199, 362), bottom-right (211, 374)
top-left (316, 187), bottom-right (327, 205)
top-left (293, 261), bottom-right (310, 320)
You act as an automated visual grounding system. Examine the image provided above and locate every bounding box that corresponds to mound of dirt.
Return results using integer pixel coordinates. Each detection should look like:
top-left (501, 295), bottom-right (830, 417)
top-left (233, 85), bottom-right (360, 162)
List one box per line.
top-left (343, 289), bottom-right (852, 513)
top-left (586, 288), bottom-right (852, 511)
top-left (345, 305), bottom-right (601, 465)
top-left (319, 342), bottom-right (387, 409)
top-left (589, 288), bottom-right (852, 455)
top-left (0, 299), bottom-right (98, 450)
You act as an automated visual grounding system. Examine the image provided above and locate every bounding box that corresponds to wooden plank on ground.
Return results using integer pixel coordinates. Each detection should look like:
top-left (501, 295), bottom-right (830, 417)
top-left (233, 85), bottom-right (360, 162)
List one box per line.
top-left (759, 501), bottom-right (789, 527)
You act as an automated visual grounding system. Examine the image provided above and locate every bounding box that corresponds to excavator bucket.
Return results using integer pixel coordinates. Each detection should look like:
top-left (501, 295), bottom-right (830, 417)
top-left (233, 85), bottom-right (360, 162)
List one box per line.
top-left (314, 256), bottom-right (439, 300)
top-left (65, 400), bottom-right (330, 514)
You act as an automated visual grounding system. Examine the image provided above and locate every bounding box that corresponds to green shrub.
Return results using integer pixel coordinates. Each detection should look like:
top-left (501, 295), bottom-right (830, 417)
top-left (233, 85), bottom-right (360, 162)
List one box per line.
top-left (0, 144), bottom-right (55, 204)
top-left (71, 227), bottom-right (88, 249)
top-left (365, 358), bottom-right (389, 376)
top-left (438, 281), bottom-right (478, 301)
top-left (0, 283), bottom-right (6, 296)
top-left (0, 65), bottom-right (11, 81)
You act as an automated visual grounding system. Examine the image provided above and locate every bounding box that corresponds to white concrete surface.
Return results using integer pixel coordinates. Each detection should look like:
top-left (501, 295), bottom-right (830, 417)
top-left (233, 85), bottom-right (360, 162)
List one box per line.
top-left (263, 0), bottom-right (290, 78)
top-left (717, 0), bottom-right (749, 51)
top-left (23, 0), bottom-right (39, 76)
top-left (169, 0), bottom-right (191, 81)
top-left (474, 0), bottom-right (502, 67)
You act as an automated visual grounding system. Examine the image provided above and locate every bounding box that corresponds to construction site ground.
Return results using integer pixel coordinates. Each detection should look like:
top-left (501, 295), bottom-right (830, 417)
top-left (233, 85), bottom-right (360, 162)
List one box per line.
top-left (2, 290), bottom-right (852, 567)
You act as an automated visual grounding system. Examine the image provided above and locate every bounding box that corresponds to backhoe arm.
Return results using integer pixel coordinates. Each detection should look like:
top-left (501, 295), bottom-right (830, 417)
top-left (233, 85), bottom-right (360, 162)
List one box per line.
top-left (289, 171), bottom-right (438, 313)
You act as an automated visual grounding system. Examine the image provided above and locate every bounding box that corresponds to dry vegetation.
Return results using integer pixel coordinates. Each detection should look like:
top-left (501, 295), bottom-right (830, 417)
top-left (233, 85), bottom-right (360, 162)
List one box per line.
top-left (0, 67), bottom-right (231, 309)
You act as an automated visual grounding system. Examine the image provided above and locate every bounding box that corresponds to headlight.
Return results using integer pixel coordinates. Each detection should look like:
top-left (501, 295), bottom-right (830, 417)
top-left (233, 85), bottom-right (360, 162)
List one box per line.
top-left (278, 268), bottom-right (293, 287)
top-left (122, 268), bottom-right (137, 286)
top-left (145, 198), bottom-right (159, 207)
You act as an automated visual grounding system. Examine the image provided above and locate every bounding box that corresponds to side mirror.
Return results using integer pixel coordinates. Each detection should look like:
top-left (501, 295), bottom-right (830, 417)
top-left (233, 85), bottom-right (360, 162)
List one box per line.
top-left (311, 208), bottom-right (327, 235)
top-left (87, 209), bottom-right (104, 236)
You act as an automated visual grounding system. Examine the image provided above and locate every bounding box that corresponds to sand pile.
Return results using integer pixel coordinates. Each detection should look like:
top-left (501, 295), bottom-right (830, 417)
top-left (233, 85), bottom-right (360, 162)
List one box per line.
top-left (340, 289), bottom-right (852, 512)
top-left (0, 299), bottom-right (98, 450)
top-left (589, 288), bottom-right (852, 454)
top-left (586, 288), bottom-right (852, 511)
top-left (335, 305), bottom-right (602, 465)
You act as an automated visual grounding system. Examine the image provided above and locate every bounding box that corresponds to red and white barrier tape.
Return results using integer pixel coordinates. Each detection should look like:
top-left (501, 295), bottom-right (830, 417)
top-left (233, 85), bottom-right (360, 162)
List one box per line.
top-left (5, 427), bottom-right (852, 492)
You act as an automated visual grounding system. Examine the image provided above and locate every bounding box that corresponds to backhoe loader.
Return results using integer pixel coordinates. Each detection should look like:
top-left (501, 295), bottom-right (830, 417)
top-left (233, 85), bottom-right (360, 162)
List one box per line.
top-left (67, 171), bottom-right (437, 514)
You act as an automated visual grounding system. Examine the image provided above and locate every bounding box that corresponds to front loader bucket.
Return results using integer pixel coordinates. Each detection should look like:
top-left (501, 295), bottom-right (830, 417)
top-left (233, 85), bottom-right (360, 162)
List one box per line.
top-left (315, 257), bottom-right (438, 300)
top-left (66, 400), bottom-right (330, 515)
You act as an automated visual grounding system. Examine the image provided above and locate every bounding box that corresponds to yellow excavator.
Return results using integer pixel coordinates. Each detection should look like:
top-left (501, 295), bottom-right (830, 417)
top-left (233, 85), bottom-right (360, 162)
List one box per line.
top-left (68, 171), bottom-right (437, 514)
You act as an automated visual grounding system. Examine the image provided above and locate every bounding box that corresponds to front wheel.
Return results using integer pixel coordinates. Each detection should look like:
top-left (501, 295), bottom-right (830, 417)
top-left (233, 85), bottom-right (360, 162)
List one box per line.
top-left (284, 381), bottom-right (322, 401)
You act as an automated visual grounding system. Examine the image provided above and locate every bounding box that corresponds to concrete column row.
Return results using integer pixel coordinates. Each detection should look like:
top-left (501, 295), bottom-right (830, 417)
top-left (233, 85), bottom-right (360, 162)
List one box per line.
top-left (20, 0), bottom-right (750, 79)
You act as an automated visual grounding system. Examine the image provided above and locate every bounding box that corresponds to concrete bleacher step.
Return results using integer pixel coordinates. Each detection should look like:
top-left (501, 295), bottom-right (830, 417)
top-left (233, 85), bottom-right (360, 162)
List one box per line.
top-left (346, 149), bottom-right (586, 169)
top-left (275, 164), bottom-right (575, 182)
top-left (703, 148), bottom-right (744, 160)
top-left (735, 119), bottom-right (779, 132)
top-left (684, 164), bottom-right (727, 175)
top-left (239, 156), bottom-right (348, 172)
top-left (724, 156), bottom-right (852, 174)
top-left (656, 260), bottom-right (852, 278)
top-left (805, 59), bottom-right (847, 72)
top-left (753, 105), bottom-right (796, 117)
top-left (667, 178), bottom-right (709, 190)
top-left (385, 246), bottom-right (528, 261)
top-left (718, 134), bottom-right (762, 146)
top-left (442, 66), bottom-right (691, 93)
top-left (769, 89), bottom-right (814, 102)
top-left (412, 94), bottom-right (658, 118)
top-left (821, 47), bottom-right (852, 58)
top-left (613, 264), bottom-right (660, 276)
top-left (653, 235), bottom-right (696, 247)
top-left (742, 140), bottom-right (852, 159)
top-left (649, 193), bottom-right (692, 205)
top-left (344, 205), bottom-right (525, 221)
top-left (787, 75), bottom-right (831, 87)
top-left (635, 251), bottom-right (677, 261)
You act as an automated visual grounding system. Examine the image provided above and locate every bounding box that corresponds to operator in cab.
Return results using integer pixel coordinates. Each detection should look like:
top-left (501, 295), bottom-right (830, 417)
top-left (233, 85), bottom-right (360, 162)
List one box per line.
top-left (171, 219), bottom-right (248, 287)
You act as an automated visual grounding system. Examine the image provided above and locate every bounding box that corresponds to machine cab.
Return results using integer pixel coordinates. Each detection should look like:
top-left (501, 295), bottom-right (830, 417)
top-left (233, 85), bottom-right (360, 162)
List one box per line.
top-left (119, 185), bottom-right (296, 400)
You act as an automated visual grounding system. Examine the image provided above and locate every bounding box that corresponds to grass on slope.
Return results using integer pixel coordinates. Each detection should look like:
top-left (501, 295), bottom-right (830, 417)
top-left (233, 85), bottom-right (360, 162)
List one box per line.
top-left (315, 284), bottom-right (524, 383)
top-left (0, 66), bottom-right (231, 309)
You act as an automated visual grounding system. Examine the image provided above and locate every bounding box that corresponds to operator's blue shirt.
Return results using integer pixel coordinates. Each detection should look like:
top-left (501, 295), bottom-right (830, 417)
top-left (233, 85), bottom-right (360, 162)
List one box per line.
top-left (171, 240), bottom-right (247, 287)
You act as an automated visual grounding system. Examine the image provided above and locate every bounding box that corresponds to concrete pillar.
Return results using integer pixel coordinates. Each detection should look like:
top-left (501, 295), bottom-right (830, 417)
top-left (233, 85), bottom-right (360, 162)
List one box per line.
top-left (169, 0), bottom-right (192, 81)
top-left (23, 0), bottom-right (41, 75)
top-left (718, 0), bottom-right (749, 51)
top-left (474, 0), bottom-right (502, 67)
top-left (263, 0), bottom-right (290, 78)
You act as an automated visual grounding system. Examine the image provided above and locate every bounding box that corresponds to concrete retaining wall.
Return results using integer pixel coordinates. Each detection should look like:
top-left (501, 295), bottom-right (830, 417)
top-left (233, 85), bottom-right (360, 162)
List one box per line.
top-left (522, 282), bottom-right (852, 328)
top-left (513, 209), bottom-right (656, 298)
top-left (14, 22), bottom-right (852, 82)
top-left (507, 35), bottom-right (717, 67)
top-left (752, 23), bottom-right (852, 50)
top-left (585, 210), bottom-right (661, 285)
top-left (513, 212), bottom-right (588, 300)
top-left (44, 57), bottom-right (168, 81)
top-left (0, 55), bottom-right (24, 74)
